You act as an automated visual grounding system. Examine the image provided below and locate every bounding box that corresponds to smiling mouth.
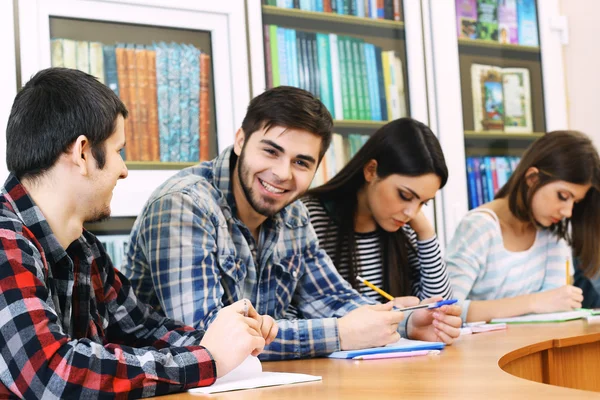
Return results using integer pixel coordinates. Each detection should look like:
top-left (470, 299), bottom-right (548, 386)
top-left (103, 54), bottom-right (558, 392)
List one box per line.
top-left (258, 178), bottom-right (288, 195)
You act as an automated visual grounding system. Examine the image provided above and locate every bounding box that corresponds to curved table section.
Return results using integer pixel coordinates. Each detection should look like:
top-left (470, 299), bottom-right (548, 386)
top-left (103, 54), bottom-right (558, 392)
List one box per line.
top-left (500, 330), bottom-right (600, 392)
top-left (165, 321), bottom-right (600, 399)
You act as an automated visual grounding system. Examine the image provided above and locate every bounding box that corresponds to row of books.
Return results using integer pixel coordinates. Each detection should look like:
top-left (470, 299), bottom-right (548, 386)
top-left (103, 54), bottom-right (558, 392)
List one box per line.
top-left (466, 156), bottom-right (521, 209)
top-left (471, 63), bottom-right (533, 133)
top-left (98, 235), bottom-right (129, 272)
top-left (264, 0), bottom-right (402, 21)
top-left (265, 26), bottom-right (407, 122)
top-left (311, 132), bottom-right (369, 187)
top-left (456, 0), bottom-right (539, 46)
top-left (51, 39), bottom-right (211, 163)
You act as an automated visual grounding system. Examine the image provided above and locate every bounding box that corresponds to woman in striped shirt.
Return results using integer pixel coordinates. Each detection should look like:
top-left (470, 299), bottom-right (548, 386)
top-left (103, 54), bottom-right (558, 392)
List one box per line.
top-left (447, 131), bottom-right (600, 322)
top-left (302, 118), bottom-right (453, 304)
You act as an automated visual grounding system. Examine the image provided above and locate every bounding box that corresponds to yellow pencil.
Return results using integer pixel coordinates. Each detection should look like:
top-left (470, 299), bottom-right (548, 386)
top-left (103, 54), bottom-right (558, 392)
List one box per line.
top-left (356, 275), bottom-right (394, 301)
top-left (566, 258), bottom-right (571, 286)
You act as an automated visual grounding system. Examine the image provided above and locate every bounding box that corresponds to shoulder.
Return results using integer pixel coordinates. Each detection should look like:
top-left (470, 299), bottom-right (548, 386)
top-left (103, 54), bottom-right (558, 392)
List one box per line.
top-left (457, 209), bottom-right (499, 235)
top-left (301, 196), bottom-right (330, 219)
top-left (279, 199), bottom-right (310, 229)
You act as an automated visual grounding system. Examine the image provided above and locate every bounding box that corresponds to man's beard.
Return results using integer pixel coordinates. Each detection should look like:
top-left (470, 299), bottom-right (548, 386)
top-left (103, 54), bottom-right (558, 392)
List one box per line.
top-left (85, 206), bottom-right (111, 224)
top-left (238, 151), bottom-right (285, 218)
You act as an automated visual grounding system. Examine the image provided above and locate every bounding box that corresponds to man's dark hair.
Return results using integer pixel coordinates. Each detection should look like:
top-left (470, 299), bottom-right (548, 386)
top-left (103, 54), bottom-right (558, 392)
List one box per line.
top-left (6, 67), bottom-right (128, 180)
top-left (240, 86), bottom-right (333, 160)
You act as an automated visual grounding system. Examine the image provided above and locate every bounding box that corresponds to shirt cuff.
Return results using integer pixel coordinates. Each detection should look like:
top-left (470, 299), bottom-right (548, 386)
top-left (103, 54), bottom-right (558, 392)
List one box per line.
top-left (416, 234), bottom-right (437, 246)
top-left (460, 299), bottom-right (471, 322)
top-left (173, 346), bottom-right (217, 389)
top-left (298, 317), bottom-right (341, 357)
top-left (401, 310), bottom-right (412, 338)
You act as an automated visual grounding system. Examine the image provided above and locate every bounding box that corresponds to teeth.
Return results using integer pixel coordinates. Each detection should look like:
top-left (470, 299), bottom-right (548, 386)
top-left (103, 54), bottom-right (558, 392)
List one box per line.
top-left (260, 179), bottom-right (285, 194)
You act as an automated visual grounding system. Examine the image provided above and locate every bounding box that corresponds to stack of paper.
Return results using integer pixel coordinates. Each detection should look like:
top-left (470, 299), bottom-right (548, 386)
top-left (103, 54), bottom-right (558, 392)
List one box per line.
top-left (327, 338), bottom-right (445, 359)
top-left (188, 356), bottom-right (321, 395)
top-left (490, 310), bottom-right (591, 324)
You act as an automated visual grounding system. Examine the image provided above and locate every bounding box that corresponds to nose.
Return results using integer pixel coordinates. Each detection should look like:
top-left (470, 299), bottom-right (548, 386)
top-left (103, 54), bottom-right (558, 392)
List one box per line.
top-left (272, 158), bottom-right (292, 182)
top-left (120, 160), bottom-right (129, 179)
top-left (403, 202), bottom-right (419, 220)
top-left (560, 201), bottom-right (573, 219)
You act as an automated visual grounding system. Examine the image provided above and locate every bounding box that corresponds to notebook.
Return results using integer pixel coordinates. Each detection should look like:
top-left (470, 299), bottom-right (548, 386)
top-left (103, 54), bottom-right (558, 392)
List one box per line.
top-left (327, 338), bottom-right (445, 359)
top-left (188, 356), bottom-right (321, 395)
top-left (489, 309), bottom-right (591, 324)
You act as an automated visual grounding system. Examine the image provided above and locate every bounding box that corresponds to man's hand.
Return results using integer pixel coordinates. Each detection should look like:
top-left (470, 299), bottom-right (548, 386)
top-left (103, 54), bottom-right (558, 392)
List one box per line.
top-left (338, 302), bottom-right (405, 350)
top-left (200, 299), bottom-right (267, 377)
top-left (407, 297), bottom-right (462, 344)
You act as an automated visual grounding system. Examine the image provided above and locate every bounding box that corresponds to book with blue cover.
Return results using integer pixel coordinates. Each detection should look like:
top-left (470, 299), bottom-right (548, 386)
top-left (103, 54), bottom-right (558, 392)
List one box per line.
top-left (328, 338), bottom-right (445, 359)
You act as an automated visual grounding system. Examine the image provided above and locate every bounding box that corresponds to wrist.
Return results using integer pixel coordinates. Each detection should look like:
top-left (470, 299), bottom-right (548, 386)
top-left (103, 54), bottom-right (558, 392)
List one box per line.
top-left (405, 312), bottom-right (414, 339)
top-left (528, 292), bottom-right (541, 314)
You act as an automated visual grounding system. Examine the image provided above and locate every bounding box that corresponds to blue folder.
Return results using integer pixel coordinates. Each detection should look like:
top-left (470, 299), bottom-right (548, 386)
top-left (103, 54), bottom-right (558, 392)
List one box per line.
top-left (328, 339), bottom-right (445, 359)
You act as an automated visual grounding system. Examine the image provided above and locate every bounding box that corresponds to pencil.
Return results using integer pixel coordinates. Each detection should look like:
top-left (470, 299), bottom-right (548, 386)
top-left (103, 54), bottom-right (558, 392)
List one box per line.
top-left (356, 275), bottom-right (394, 301)
top-left (566, 258), bottom-right (571, 286)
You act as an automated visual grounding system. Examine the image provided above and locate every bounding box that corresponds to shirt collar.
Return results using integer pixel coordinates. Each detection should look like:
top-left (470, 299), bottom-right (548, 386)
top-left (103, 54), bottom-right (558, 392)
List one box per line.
top-left (2, 174), bottom-right (70, 266)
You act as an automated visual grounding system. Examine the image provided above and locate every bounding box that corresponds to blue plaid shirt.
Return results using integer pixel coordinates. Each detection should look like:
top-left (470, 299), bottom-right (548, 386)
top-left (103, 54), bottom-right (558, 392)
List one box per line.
top-left (124, 147), bottom-right (397, 360)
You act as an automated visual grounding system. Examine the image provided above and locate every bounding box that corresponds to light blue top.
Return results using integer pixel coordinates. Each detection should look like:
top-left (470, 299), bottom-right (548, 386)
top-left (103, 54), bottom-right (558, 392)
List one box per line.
top-left (446, 208), bottom-right (570, 320)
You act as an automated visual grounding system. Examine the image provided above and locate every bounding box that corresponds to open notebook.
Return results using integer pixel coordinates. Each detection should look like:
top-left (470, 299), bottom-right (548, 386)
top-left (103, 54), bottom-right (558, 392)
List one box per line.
top-left (489, 309), bottom-right (595, 324)
top-left (188, 356), bottom-right (321, 395)
top-left (327, 338), bottom-right (445, 359)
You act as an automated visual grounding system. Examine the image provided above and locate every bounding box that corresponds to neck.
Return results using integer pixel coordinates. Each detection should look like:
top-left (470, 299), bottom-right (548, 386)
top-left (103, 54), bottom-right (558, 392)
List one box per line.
top-left (232, 163), bottom-right (267, 239)
top-left (22, 174), bottom-right (83, 249)
top-left (355, 185), bottom-right (377, 233)
top-left (495, 198), bottom-right (534, 235)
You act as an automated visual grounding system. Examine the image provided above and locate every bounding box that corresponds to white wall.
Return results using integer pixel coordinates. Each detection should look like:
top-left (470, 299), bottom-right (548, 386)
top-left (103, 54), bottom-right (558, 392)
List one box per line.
top-left (560, 0), bottom-right (600, 147)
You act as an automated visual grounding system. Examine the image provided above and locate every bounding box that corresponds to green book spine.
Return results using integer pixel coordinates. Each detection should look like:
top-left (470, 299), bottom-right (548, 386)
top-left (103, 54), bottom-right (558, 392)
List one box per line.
top-left (357, 40), bottom-right (371, 121)
top-left (316, 33), bottom-right (334, 119)
top-left (337, 35), bottom-right (350, 120)
top-left (351, 38), bottom-right (366, 120)
top-left (343, 37), bottom-right (359, 120)
top-left (269, 25), bottom-right (280, 87)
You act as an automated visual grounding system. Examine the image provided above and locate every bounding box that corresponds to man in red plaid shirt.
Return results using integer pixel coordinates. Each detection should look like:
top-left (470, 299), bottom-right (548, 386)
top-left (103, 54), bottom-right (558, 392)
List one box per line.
top-left (0, 67), bottom-right (277, 399)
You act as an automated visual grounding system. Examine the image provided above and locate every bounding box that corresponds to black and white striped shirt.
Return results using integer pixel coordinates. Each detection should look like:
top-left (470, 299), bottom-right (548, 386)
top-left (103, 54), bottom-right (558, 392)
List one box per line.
top-left (303, 197), bottom-right (453, 302)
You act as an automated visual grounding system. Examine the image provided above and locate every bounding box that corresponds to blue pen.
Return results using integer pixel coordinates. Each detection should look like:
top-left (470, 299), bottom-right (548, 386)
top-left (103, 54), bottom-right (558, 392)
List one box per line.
top-left (394, 299), bottom-right (458, 312)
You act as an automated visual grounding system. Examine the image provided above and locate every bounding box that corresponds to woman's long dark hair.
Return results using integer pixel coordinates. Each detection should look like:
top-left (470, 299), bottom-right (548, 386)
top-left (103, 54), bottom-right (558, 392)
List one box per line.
top-left (306, 118), bottom-right (448, 296)
top-left (495, 130), bottom-right (600, 278)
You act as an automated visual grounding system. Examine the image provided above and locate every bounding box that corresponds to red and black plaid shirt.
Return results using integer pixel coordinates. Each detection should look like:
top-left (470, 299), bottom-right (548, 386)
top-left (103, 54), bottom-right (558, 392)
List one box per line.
top-left (0, 175), bottom-right (216, 399)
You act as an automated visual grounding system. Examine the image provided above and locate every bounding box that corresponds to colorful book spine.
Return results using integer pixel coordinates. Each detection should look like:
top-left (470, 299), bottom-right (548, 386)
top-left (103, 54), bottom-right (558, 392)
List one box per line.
top-left (199, 53), bottom-right (211, 161)
top-left (269, 25), bottom-right (280, 87)
top-left (476, 0), bottom-right (499, 41)
top-left (498, 0), bottom-right (518, 44)
top-left (179, 44), bottom-right (192, 163)
top-left (89, 41), bottom-right (105, 84)
top-left (188, 45), bottom-right (201, 163)
top-left (154, 42), bottom-right (170, 162)
top-left (517, 0), bottom-right (539, 46)
top-left (316, 33), bottom-right (334, 118)
top-left (103, 45), bottom-right (119, 96)
top-left (456, 0), bottom-right (478, 39)
top-left (329, 34), bottom-right (343, 120)
top-left (134, 44), bottom-right (149, 161)
top-left (146, 48), bottom-right (160, 161)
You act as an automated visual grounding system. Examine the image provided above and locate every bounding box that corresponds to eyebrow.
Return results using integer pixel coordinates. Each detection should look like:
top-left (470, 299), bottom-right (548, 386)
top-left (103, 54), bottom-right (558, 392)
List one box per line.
top-left (400, 186), bottom-right (421, 200)
top-left (259, 139), bottom-right (317, 165)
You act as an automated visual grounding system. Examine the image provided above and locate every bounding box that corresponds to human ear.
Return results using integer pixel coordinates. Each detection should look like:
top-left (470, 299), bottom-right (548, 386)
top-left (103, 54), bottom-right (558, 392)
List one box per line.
top-left (525, 167), bottom-right (539, 187)
top-left (69, 135), bottom-right (91, 176)
top-left (233, 128), bottom-right (246, 156)
top-left (363, 159), bottom-right (378, 183)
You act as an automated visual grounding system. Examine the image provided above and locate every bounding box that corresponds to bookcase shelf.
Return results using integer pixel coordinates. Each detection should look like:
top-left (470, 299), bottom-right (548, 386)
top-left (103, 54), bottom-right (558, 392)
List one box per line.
top-left (262, 5), bottom-right (405, 30)
top-left (126, 161), bottom-right (196, 170)
top-left (333, 120), bottom-right (387, 129)
top-left (464, 131), bottom-right (544, 140)
top-left (458, 38), bottom-right (540, 54)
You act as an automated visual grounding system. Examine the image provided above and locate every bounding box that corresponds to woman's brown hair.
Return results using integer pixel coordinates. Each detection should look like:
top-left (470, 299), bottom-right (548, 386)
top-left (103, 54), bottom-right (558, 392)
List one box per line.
top-left (495, 130), bottom-right (600, 277)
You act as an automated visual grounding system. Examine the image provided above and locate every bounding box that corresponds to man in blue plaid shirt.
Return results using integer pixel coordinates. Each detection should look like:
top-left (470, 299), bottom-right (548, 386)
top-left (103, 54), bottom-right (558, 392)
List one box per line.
top-left (124, 86), bottom-right (462, 360)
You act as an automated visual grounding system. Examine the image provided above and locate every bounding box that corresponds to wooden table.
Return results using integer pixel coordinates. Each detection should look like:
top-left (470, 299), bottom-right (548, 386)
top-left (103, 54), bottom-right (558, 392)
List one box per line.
top-left (165, 321), bottom-right (600, 399)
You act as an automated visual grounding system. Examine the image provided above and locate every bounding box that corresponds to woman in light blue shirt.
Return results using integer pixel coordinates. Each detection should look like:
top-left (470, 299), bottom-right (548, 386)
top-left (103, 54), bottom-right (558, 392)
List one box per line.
top-left (447, 130), bottom-right (600, 322)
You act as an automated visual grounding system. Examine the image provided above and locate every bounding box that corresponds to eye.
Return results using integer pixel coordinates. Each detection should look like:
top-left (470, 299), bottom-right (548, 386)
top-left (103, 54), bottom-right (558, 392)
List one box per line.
top-left (558, 192), bottom-right (569, 201)
top-left (398, 190), bottom-right (412, 202)
top-left (295, 160), bottom-right (309, 168)
top-left (263, 148), bottom-right (277, 156)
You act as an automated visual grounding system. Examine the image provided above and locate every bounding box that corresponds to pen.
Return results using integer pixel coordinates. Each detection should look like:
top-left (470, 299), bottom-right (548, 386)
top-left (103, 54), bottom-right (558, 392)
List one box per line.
top-left (566, 257), bottom-right (571, 286)
top-left (395, 299), bottom-right (458, 312)
top-left (356, 275), bottom-right (394, 301)
top-left (352, 350), bottom-right (440, 360)
top-left (242, 299), bottom-right (249, 318)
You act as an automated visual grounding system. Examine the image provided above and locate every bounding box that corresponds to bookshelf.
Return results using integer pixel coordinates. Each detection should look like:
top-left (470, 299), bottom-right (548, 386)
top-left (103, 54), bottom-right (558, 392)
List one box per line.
top-left (17, 0), bottom-right (252, 217)
top-left (424, 0), bottom-right (568, 240)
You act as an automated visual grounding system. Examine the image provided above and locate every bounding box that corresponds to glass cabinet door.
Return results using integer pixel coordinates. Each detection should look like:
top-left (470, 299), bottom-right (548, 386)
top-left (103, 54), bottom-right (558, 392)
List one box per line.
top-left (426, 0), bottom-right (567, 243)
top-left (17, 0), bottom-right (251, 217)
top-left (0, 0), bottom-right (17, 181)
